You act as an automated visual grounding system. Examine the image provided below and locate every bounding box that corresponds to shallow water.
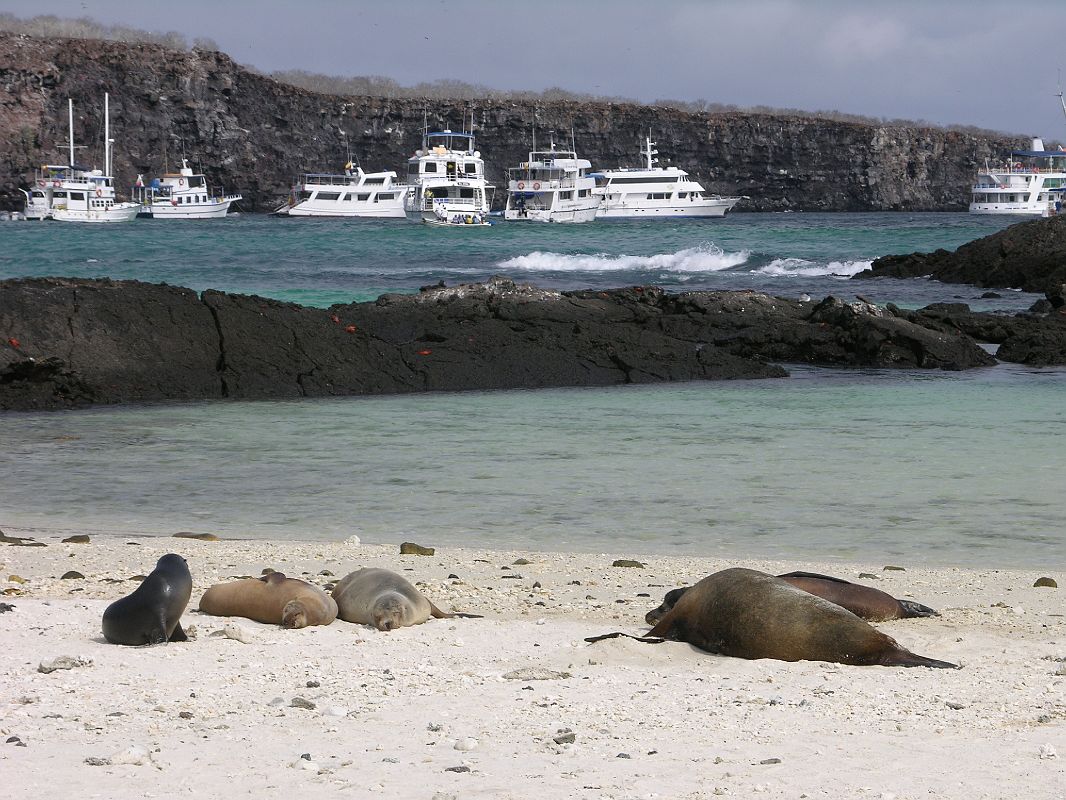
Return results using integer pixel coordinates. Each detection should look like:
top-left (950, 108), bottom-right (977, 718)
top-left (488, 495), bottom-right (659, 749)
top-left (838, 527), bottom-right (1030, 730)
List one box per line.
top-left (2, 363), bottom-right (1063, 568)
top-left (1, 211), bottom-right (1061, 568)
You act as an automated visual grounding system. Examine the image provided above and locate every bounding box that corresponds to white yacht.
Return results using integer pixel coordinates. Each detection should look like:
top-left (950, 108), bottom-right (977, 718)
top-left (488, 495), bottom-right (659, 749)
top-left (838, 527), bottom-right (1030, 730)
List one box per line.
top-left (504, 135), bottom-right (598, 223)
top-left (404, 128), bottom-right (493, 225)
top-left (970, 93), bottom-right (1066, 216)
top-left (24, 95), bottom-right (140, 224)
top-left (133, 159), bottom-right (241, 219)
top-left (592, 137), bottom-right (741, 218)
top-left (276, 162), bottom-right (407, 217)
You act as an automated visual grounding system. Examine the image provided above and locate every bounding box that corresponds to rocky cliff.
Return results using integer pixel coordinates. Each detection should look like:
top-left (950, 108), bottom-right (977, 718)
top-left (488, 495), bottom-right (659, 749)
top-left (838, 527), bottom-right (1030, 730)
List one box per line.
top-left (0, 32), bottom-right (1024, 213)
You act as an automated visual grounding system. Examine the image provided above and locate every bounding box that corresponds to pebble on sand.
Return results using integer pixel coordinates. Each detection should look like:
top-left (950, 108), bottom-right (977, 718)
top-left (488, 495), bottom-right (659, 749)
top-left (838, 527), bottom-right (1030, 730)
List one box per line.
top-left (61, 535), bottom-right (90, 544)
top-left (612, 559), bottom-right (645, 569)
top-left (173, 532), bottom-right (220, 541)
top-left (400, 542), bottom-right (435, 556)
top-left (1033, 577), bottom-right (1057, 588)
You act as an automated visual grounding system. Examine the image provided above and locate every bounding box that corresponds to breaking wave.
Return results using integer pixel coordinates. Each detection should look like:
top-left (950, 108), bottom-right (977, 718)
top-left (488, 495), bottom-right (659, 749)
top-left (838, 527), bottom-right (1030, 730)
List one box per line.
top-left (497, 244), bottom-right (750, 274)
top-left (753, 258), bottom-right (872, 278)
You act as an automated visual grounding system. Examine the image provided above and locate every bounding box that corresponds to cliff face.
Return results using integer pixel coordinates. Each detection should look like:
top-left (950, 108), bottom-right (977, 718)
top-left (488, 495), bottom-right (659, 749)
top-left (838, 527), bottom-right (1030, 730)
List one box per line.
top-left (0, 32), bottom-right (1023, 212)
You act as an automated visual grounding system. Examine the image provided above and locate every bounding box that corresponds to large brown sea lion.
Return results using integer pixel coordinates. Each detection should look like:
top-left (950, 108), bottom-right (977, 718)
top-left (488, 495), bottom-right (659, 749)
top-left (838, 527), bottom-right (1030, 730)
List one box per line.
top-left (592, 567), bottom-right (957, 668)
top-left (645, 570), bottom-right (939, 625)
top-left (102, 554), bottom-right (192, 646)
top-left (199, 573), bottom-right (338, 628)
top-left (332, 568), bottom-right (476, 631)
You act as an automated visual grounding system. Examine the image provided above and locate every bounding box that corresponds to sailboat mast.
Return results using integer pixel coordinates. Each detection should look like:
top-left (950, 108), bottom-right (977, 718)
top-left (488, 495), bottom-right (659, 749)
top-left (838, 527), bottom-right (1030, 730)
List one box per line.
top-left (68, 98), bottom-right (74, 166)
top-left (104, 92), bottom-right (110, 176)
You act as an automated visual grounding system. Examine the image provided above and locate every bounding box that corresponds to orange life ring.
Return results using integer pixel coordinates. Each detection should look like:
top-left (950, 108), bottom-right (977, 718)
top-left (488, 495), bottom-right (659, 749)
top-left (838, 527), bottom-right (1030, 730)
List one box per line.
top-left (37, 179), bottom-right (45, 187)
top-left (178, 178), bottom-right (185, 185)
top-left (532, 181), bottom-right (541, 190)
top-left (52, 180), bottom-right (61, 188)
top-left (171, 199), bottom-right (178, 206)
top-left (516, 181), bottom-right (525, 189)
top-left (95, 188), bottom-right (102, 197)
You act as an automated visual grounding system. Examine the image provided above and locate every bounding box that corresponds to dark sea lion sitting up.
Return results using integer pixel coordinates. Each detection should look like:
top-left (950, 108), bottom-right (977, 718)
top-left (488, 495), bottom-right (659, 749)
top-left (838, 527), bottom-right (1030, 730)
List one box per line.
top-left (645, 570), bottom-right (938, 625)
top-left (102, 554), bottom-right (192, 646)
top-left (592, 567), bottom-right (957, 668)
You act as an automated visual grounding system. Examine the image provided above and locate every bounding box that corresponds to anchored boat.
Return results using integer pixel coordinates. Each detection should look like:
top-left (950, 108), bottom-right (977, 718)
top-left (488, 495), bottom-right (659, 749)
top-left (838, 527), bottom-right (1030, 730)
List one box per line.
top-left (592, 136), bottom-right (741, 218)
top-left (404, 126), bottom-right (493, 225)
top-left (133, 159), bottom-right (241, 219)
top-left (504, 134), bottom-right (598, 223)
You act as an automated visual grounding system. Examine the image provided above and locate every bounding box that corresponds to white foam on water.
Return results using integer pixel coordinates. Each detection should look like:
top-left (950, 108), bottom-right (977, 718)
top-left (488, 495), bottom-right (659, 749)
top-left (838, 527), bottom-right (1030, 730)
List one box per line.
top-left (497, 244), bottom-right (750, 274)
top-left (754, 258), bottom-right (872, 278)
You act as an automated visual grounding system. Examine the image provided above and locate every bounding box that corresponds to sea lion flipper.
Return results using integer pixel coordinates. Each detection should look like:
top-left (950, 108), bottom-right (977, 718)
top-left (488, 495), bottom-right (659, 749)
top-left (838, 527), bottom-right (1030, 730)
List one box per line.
top-left (584, 631), bottom-right (667, 645)
top-left (451, 612), bottom-right (483, 619)
top-left (429, 603), bottom-right (455, 619)
top-left (168, 621), bottom-right (189, 642)
top-left (880, 650), bottom-right (959, 669)
top-left (897, 600), bottom-right (939, 618)
top-left (778, 571), bottom-right (853, 586)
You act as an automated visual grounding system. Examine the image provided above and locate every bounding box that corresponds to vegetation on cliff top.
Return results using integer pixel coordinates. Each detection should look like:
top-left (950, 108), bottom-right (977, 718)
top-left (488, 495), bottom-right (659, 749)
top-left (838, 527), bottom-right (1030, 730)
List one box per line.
top-left (0, 12), bottom-right (1018, 138)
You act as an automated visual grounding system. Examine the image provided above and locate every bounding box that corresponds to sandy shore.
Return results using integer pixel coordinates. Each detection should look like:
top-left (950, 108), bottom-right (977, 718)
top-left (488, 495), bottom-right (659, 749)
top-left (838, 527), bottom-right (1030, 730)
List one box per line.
top-left (1, 531), bottom-right (1063, 799)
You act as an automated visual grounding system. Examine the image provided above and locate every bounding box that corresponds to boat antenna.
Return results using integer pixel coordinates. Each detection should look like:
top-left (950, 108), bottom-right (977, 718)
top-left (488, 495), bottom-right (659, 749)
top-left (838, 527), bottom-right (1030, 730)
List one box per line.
top-left (570, 122), bottom-right (577, 155)
top-left (1058, 69), bottom-right (1066, 127)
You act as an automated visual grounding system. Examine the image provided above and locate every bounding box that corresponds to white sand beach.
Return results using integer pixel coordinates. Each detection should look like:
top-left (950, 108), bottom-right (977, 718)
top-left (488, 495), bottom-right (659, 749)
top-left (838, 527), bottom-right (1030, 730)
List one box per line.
top-left (1, 532), bottom-right (1063, 799)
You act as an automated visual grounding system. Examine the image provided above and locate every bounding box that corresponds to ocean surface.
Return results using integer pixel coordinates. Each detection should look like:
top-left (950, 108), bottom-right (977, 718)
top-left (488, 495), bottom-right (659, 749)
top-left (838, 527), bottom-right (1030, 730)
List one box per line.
top-left (1, 212), bottom-right (1063, 568)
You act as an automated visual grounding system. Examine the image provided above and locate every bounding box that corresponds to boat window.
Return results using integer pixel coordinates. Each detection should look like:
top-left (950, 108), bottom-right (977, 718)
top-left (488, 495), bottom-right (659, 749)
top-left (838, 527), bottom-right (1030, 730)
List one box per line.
top-left (298, 191), bottom-right (312, 200)
top-left (54, 191), bottom-right (67, 199)
top-left (578, 189), bottom-right (589, 197)
top-left (609, 175), bottom-right (678, 185)
top-left (316, 192), bottom-right (342, 201)
top-left (464, 163), bottom-right (477, 174)
top-left (70, 191), bottom-right (85, 200)
top-left (378, 193), bottom-right (394, 200)
top-left (459, 187), bottom-right (474, 198)
top-left (408, 163), bottom-right (420, 176)
top-left (559, 191), bottom-right (573, 200)
top-left (357, 193), bottom-right (370, 201)
top-left (365, 178), bottom-right (385, 185)
top-left (32, 191), bottom-right (45, 199)
top-left (678, 192), bottom-right (688, 199)
top-left (190, 177), bottom-right (205, 188)
top-left (424, 162), bottom-right (438, 173)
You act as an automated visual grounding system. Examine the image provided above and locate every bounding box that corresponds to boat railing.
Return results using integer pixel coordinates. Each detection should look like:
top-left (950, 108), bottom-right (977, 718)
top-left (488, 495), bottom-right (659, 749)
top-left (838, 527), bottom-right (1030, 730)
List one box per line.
top-left (421, 195), bottom-right (481, 210)
top-left (302, 173), bottom-right (368, 187)
top-left (507, 177), bottom-right (578, 190)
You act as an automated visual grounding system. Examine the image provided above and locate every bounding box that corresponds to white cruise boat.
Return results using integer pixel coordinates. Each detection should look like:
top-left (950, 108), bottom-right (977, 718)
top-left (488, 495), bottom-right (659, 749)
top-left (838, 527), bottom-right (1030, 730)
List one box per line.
top-left (592, 137), bottom-right (741, 218)
top-left (133, 159), bottom-right (241, 219)
top-left (404, 128), bottom-right (493, 224)
top-left (504, 135), bottom-right (598, 223)
top-left (26, 95), bottom-right (140, 224)
top-left (969, 141), bottom-right (1066, 216)
top-left (276, 162), bottom-right (407, 217)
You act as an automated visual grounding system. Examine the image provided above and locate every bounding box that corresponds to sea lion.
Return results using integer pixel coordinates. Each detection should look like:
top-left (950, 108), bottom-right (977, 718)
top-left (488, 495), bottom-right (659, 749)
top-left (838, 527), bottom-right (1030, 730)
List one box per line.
top-left (594, 567), bottom-right (957, 668)
top-left (332, 568), bottom-right (470, 631)
top-left (101, 554), bottom-right (192, 646)
top-left (199, 573), bottom-right (338, 628)
top-left (645, 570), bottom-right (939, 625)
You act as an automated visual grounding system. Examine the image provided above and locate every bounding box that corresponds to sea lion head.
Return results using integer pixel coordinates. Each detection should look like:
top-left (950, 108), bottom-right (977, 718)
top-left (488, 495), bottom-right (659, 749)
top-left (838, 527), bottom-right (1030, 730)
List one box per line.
top-left (281, 599), bottom-right (309, 629)
top-left (645, 586), bottom-right (690, 625)
top-left (371, 593), bottom-right (410, 631)
top-left (157, 553), bottom-right (189, 573)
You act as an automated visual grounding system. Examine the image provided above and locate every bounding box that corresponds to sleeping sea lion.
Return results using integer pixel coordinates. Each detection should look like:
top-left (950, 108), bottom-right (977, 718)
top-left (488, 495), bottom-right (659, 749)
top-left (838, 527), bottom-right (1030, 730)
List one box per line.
top-left (645, 570), bottom-right (938, 625)
top-left (199, 573), bottom-right (338, 628)
top-left (332, 568), bottom-right (475, 631)
top-left (593, 567), bottom-right (957, 668)
top-left (102, 554), bottom-right (192, 646)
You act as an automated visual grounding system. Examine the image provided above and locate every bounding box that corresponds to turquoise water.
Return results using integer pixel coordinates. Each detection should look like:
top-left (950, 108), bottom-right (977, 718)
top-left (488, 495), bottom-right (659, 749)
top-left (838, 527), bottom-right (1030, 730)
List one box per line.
top-left (1, 365), bottom-right (1063, 568)
top-left (1, 212), bottom-right (1062, 567)
top-left (0, 212), bottom-right (1036, 310)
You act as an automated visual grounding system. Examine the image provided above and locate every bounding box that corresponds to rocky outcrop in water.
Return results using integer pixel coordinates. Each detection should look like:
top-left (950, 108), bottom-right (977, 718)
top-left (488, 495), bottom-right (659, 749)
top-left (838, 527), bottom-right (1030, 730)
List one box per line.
top-left (0, 277), bottom-right (996, 411)
top-left (856, 215), bottom-right (1066, 294)
top-left (0, 32), bottom-right (1023, 212)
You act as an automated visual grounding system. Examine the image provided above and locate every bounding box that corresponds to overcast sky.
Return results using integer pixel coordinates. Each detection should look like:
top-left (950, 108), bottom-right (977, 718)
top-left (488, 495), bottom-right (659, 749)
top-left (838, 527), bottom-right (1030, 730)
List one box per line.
top-left (8, 0), bottom-right (1066, 138)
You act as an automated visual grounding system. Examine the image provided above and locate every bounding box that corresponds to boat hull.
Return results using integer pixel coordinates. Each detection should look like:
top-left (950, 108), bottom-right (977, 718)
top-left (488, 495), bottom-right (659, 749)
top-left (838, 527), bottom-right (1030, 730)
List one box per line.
top-left (52, 203), bottom-right (140, 223)
top-left (140, 198), bottom-right (237, 219)
top-left (596, 199), bottom-right (738, 218)
top-left (279, 201), bottom-right (406, 218)
top-left (504, 203), bottom-right (599, 224)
